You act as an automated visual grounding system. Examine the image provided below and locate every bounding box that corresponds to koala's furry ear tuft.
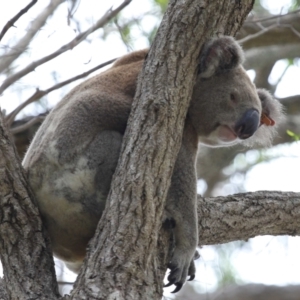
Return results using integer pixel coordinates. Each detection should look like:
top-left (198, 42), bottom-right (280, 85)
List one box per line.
top-left (199, 36), bottom-right (244, 79)
top-left (258, 89), bottom-right (284, 127)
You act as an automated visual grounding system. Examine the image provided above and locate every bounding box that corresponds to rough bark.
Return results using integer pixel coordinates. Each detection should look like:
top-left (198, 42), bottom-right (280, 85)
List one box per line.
top-left (220, 284), bottom-right (300, 300)
top-left (69, 1), bottom-right (254, 299)
top-left (190, 284), bottom-right (300, 300)
top-left (0, 280), bottom-right (8, 300)
top-left (0, 111), bottom-right (59, 299)
top-left (198, 191), bottom-right (300, 245)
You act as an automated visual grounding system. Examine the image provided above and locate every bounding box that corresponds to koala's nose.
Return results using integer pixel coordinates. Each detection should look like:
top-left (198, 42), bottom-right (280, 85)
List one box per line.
top-left (234, 109), bottom-right (259, 139)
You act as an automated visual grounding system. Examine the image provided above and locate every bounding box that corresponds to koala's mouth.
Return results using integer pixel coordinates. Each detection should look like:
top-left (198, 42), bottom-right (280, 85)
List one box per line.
top-left (199, 124), bottom-right (239, 147)
top-left (200, 117), bottom-right (259, 147)
top-left (217, 125), bottom-right (237, 143)
top-left (216, 109), bottom-right (261, 144)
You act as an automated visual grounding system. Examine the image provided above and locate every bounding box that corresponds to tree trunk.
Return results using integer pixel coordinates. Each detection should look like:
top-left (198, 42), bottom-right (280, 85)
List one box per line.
top-left (69, 0), bottom-right (254, 299)
top-left (0, 111), bottom-right (59, 299)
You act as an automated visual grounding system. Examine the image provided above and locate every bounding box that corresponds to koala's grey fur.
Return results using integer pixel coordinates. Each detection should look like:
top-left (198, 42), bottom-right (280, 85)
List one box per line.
top-left (23, 36), bottom-right (282, 292)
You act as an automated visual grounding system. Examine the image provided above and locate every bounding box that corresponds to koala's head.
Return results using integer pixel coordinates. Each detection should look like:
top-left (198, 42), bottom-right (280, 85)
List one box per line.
top-left (188, 36), bottom-right (283, 148)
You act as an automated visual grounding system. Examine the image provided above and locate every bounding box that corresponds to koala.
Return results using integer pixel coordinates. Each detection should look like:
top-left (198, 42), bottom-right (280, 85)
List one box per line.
top-left (22, 36), bottom-right (282, 293)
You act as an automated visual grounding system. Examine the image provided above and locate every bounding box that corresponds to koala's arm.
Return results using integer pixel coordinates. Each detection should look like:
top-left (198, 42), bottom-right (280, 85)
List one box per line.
top-left (164, 121), bottom-right (199, 292)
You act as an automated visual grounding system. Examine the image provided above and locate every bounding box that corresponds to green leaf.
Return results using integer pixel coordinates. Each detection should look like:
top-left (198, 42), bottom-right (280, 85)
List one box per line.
top-left (287, 130), bottom-right (300, 141)
top-left (153, 0), bottom-right (168, 13)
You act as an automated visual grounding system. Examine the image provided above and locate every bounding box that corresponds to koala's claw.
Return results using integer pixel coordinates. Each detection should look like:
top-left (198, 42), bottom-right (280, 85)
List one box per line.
top-left (171, 283), bottom-right (183, 294)
top-left (188, 274), bottom-right (195, 281)
top-left (194, 250), bottom-right (200, 260)
top-left (164, 264), bottom-right (183, 292)
top-left (164, 256), bottom-right (196, 293)
top-left (164, 274), bottom-right (183, 293)
top-left (164, 281), bottom-right (183, 293)
top-left (163, 281), bottom-right (174, 288)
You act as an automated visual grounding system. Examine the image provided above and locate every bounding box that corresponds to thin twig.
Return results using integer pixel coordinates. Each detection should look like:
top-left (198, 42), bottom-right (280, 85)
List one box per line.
top-left (67, 0), bottom-right (81, 25)
top-left (245, 8), bottom-right (300, 24)
top-left (0, 0), bottom-right (132, 95)
top-left (114, 19), bottom-right (132, 52)
top-left (10, 116), bottom-right (45, 134)
top-left (0, 0), bottom-right (64, 73)
top-left (6, 57), bottom-right (117, 126)
top-left (288, 24), bottom-right (300, 38)
top-left (0, 0), bottom-right (38, 41)
top-left (239, 21), bottom-right (300, 44)
top-left (275, 62), bottom-right (290, 87)
top-left (238, 24), bottom-right (278, 44)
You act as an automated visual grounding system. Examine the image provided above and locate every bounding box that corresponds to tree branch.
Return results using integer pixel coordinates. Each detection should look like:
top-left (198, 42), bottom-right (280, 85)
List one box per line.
top-left (246, 8), bottom-right (300, 24)
top-left (198, 191), bottom-right (300, 245)
top-left (192, 283), bottom-right (300, 300)
top-left (5, 57), bottom-right (116, 126)
top-left (0, 0), bottom-right (64, 73)
top-left (253, 62), bottom-right (275, 92)
top-left (0, 0), bottom-right (38, 42)
top-left (244, 44), bottom-right (300, 70)
top-left (10, 115), bottom-right (45, 134)
top-left (0, 111), bottom-right (59, 299)
top-left (282, 95), bottom-right (300, 117)
top-left (238, 11), bottom-right (300, 49)
top-left (0, 0), bottom-right (132, 95)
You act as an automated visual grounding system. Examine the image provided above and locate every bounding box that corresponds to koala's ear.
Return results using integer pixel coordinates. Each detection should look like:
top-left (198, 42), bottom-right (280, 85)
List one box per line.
top-left (199, 36), bottom-right (244, 79)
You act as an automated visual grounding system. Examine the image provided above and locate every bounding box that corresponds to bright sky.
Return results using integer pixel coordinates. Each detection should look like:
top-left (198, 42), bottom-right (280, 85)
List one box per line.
top-left (1, 0), bottom-right (300, 297)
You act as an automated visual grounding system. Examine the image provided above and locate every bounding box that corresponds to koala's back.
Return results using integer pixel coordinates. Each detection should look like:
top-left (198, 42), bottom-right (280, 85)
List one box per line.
top-left (22, 50), bottom-right (147, 271)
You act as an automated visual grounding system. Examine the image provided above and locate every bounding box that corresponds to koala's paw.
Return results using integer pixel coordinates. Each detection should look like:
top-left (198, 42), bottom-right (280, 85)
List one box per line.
top-left (164, 249), bottom-right (197, 293)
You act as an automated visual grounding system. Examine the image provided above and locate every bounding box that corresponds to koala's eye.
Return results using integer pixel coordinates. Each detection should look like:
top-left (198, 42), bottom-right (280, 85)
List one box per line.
top-left (230, 93), bottom-right (238, 104)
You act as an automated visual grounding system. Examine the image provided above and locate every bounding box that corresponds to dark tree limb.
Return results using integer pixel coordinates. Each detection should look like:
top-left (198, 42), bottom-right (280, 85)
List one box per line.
top-left (0, 0), bottom-right (38, 42)
top-left (0, 111), bottom-right (59, 299)
top-left (0, 0), bottom-right (65, 74)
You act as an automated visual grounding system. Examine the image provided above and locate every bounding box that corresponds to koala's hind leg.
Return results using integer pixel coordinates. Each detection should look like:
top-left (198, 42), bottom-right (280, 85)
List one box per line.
top-left (85, 130), bottom-right (124, 205)
top-left (46, 130), bottom-right (123, 271)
